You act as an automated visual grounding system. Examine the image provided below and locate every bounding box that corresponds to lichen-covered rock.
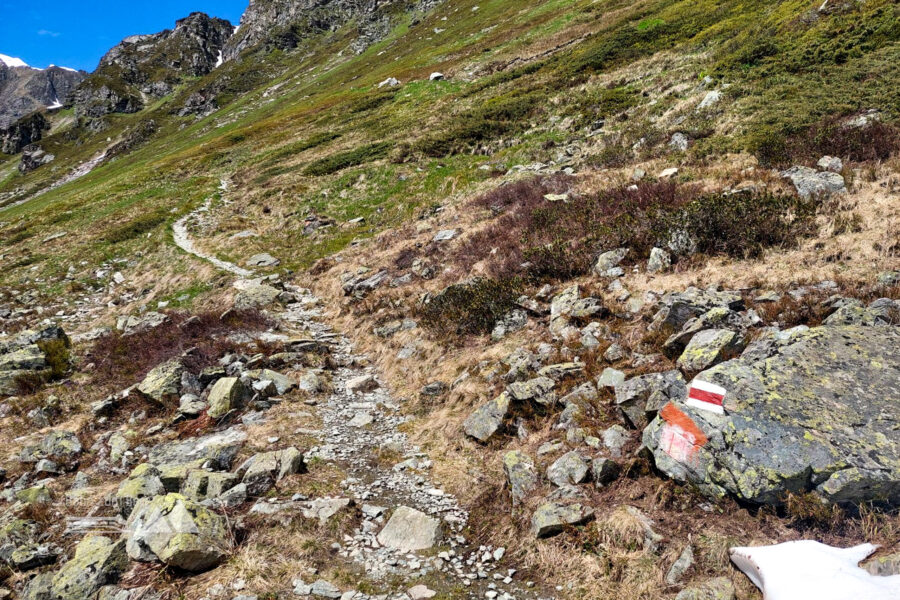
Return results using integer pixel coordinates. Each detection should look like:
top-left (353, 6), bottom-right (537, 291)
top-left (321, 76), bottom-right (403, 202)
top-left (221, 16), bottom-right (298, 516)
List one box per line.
top-left (592, 457), bottom-right (621, 487)
top-left (234, 283), bottom-right (281, 309)
top-left (615, 370), bottom-right (686, 429)
top-left (546, 451), bottom-right (591, 487)
top-left (8, 543), bottom-right (59, 571)
top-left (206, 376), bottom-right (247, 418)
top-left (463, 393), bottom-right (511, 443)
top-left (663, 307), bottom-right (747, 357)
top-left (125, 493), bottom-right (231, 571)
top-left (137, 359), bottom-right (184, 405)
top-left (781, 165), bottom-right (846, 199)
top-left (148, 428), bottom-right (245, 473)
top-left (530, 502), bottom-right (594, 538)
top-left (651, 288), bottom-right (744, 332)
top-left (235, 447), bottom-right (306, 496)
top-left (643, 325), bottom-right (900, 505)
top-left (507, 377), bottom-right (556, 406)
top-left (116, 463), bottom-right (165, 518)
top-left (50, 536), bottom-right (128, 600)
top-left (676, 329), bottom-right (745, 373)
top-left (15, 485), bottom-right (52, 505)
top-left (503, 450), bottom-right (538, 505)
top-left (244, 369), bottom-right (296, 395)
top-left (19, 430), bottom-right (83, 464)
top-left (182, 470), bottom-right (240, 502)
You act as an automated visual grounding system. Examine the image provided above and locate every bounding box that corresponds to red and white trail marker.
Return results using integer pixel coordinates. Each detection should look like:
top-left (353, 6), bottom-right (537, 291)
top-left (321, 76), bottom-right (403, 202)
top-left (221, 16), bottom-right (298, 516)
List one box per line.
top-left (686, 379), bottom-right (726, 415)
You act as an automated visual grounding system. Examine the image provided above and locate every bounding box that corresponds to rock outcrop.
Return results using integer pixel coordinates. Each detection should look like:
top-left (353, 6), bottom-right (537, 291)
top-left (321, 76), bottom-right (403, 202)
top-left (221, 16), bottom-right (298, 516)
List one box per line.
top-left (0, 112), bottom-right (48, 154)
top-left (224, 0), bottom-right (444, 60)
top-left (644, 324), bottom-right (900, 505)
top-left (0, 325), bottom-right (70, 397)
top-left (0, 58), bottom-right (85, 128)
top-left (73, 13), bottom-right (233, 119)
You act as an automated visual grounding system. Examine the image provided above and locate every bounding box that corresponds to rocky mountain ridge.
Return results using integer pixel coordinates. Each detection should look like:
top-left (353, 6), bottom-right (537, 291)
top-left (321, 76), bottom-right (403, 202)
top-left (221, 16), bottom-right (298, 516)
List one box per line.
top-left (72, 12), bottom-right (234, 120)
top-left (0, 59), bottom-right (85, 128)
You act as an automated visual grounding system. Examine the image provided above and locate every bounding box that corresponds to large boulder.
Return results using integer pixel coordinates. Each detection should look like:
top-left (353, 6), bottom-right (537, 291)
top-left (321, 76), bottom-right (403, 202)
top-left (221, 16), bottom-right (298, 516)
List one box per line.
top-left (137, 359), bottom-right (185, 405)
top-left (206, 377), bottom-right (248, 418)
top-left (125, 493), bottom-right (231, 571)
top-left (643, 325), bottom-right (900, 505)
top-left (50, 536), bottom-right (128, 600)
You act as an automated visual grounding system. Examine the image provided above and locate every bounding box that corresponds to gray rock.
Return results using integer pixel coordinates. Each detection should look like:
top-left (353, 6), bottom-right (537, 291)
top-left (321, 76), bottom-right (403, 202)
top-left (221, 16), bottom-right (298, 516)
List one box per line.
top-left (669, 132), bottom-right (689, 151)
top-left (781, 166), bottom-right (846, 199)
top-left (643, 324), bottom-right (900, 505)
top-left (310, 580), bottom-right (342, 598)
top-left (697, 90), bottom-right (722, 110)
top-left (137, 359), bottom-right (184, 405)
top-left (116, 463), bottom-right (165, 518)
top-left (346, 374), bottom-right (378, 394)
top-left (491, 309), bottom-right (528, 340)
top-left (503, 450), bottom-right (538, 505)
top-left (376, 506), bottom-right (441, 552)
top-left (663, 307), bottom-right (746, 357)
top-left (530, 502), bottom-right (594, 538)
top-left (125, 494), bottom-right (230, 571)
top-left (674, 577), bottom-right (735, 600)
top-left (817, 155), bottom-right (843, 173)
top-left (507, 377), bottom-right (556, 406)
top-left (432, 229), bottom-right (458, 242)
top-left (651, 287), bottom-right (744, 332)
top-left (207, 377), bottom-right (248, 418)
top-left (602, 425), bottom-right (630, 458)
top-left (597, 367), bottom-right (625, 389)
top-left (50, 536), bottom-right (128, 600)
top-left (236, 447), bottom-right (305, 496)
top-left (592, 457), bottom-right (621, 487)
top-left (234, 283), bottom-right (281, 309)
top-left (604, 343), bottom-right (627, 362)
top-left (547, 451), bottom-right (591, 487)
top-left (647, 247), bottom-right (672, 273)
top-left (666, 545), bottom-right (694, 584)
top-left (463, 393), bottom-right (510, 443)
top-left (676, 329), bottom-right (745, 373)
top-left (245, 253), bottom-right (280, 268)
top-left (615, 370), bottom-right (686, 429)
top-left (593, 248), bottom-right (629, 276)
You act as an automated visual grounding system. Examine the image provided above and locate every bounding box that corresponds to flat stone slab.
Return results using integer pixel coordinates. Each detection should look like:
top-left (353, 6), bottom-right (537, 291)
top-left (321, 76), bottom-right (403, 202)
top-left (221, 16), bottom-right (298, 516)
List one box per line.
top-left (376, 506), bottom-right (441, 552)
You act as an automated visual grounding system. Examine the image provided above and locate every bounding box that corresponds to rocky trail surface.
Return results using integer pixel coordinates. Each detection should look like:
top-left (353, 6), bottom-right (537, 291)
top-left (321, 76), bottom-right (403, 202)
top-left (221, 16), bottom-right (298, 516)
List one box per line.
top-left (170, 193), bottom-right (543, 599)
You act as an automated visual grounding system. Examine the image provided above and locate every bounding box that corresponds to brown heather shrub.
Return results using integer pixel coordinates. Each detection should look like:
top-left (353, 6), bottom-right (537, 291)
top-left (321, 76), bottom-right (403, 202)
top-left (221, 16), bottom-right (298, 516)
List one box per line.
top-left (420, 278), bottom-right (523, 337)
top-left (458, 177), bottom-right (818, 283)
top-left (751, 115), bottom-right (900, 168)
top-left (87, 309), bottom-right (273, 389)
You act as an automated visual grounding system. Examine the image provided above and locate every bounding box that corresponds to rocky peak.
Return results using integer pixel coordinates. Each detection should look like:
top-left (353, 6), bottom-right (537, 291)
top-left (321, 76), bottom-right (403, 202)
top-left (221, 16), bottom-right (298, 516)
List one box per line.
top-left (73, 12), bottom-right (234, 119)
top-left (224, 0), bottom-right (443, 60)
top-left (0, 58), bottom-right (85, 128)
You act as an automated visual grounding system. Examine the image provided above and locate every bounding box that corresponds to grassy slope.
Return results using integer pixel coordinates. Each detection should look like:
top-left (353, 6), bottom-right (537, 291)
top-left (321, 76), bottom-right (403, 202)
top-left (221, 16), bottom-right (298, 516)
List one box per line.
top-left (0, 0), bottom-right (896, 303)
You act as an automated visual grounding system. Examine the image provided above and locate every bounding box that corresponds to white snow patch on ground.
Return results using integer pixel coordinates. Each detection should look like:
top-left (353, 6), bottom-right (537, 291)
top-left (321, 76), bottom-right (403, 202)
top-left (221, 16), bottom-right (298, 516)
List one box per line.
top-left (215, 50), bottom-right (224, 68)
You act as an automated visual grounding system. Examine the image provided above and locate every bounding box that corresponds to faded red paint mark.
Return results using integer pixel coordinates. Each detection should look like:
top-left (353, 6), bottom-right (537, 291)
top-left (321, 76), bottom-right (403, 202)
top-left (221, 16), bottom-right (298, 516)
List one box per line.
top-left (659, 403), bottom-right (708, 464)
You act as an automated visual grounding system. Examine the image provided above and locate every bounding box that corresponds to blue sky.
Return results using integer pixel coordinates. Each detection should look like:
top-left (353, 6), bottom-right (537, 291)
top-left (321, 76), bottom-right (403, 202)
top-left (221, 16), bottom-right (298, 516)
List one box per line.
top-left (0, 1), bottom-right (247, 71)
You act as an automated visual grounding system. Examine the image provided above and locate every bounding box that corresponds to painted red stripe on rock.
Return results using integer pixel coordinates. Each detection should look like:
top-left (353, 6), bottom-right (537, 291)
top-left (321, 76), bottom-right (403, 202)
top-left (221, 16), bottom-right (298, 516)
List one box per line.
top-left (688, 387), bottom-right (724, 406)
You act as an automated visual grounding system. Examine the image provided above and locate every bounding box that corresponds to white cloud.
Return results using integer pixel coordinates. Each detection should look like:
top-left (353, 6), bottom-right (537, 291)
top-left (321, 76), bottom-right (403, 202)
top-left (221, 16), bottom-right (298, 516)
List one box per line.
top-left (37, 29), bottom-right (61, 37)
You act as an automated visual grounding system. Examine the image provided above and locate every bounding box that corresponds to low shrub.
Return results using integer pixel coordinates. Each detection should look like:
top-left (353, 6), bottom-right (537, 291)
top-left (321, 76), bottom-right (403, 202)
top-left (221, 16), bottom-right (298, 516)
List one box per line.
top-left (421, 278), bottom-right (523, 337)
top-left (456, 178), bottom-right (818, 282)
top-left (303, 142), bottom-right (392, 176)
top-left (87, 309), bottom-right (272, 389)
top-left (105, 211), bottom-right (168, 244)
top-left (37, 338), bottom-right (71, 380)
top-left (414, 91), bottom-right (543, 157)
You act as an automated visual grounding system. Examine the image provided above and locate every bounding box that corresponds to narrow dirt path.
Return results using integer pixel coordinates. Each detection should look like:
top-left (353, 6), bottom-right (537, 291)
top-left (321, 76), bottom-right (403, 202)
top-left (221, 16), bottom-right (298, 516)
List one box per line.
top-left (171, 185), bottom-right (254, 277)
top-left (275, 289), bottom-right (538, 599)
